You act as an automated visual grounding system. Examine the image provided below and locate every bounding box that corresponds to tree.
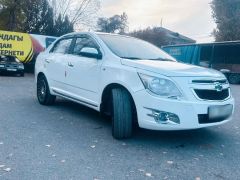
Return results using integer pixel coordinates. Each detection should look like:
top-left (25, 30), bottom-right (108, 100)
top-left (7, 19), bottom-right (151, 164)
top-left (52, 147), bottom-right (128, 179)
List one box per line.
top-left (22, 0), bottom-right (73, 36)
top-left (0, 0), bottom-right (24, 31)
top-left (49, 0), bottom-right (100, 30)
top-left (53, 14), bottom-right (74, 36)
top-left (23, 0), bottom-right (54, 35)
top-left (211, 0), bottom-right (240, 41)
top-left (129, 27), bottom-right (168, 48)
top-left (97, 12), bottom-right (128, 34)
top-left (0, 0), bottom-right (74, 36)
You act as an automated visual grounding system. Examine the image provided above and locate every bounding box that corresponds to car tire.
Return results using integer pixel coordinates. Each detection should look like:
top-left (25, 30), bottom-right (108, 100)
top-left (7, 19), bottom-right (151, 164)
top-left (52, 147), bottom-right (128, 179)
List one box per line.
top-left (228, 74), bottom-right (240, 84)
top-left (112, 88), bottom-right (133, 139)
top-left (37, 75), bottom-right (56, 105)
top-left (20, 72), bottom-right (24, 77)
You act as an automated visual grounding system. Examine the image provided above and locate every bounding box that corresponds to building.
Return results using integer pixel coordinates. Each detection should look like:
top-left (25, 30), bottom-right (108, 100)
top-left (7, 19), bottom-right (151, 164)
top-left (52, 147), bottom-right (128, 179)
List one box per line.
top-left (156, 27), bottom-right (196, 45)
top-left (162, 41), bottom-right (240, 84)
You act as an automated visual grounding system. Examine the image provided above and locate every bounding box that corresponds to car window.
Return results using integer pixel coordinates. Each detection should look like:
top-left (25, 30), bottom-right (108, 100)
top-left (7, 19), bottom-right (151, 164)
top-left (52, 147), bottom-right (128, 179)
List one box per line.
top-left (51, 38), bottom-right (72, 54)
top-left (72, 37), bottom-right (98, 56)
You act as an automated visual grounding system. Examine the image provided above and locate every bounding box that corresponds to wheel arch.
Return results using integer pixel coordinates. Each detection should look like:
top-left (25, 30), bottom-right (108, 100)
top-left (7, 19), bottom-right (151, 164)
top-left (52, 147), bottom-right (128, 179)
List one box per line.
top-left (36, 72), bottom-right (53, 94)
top-left (37, 72), bottom-right (46, 79)
top-left (100, 83), bottom-right (138, 123)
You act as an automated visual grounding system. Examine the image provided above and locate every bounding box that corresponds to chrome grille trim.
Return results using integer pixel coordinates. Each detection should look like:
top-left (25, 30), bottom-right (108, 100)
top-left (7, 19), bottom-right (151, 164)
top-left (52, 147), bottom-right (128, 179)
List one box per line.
top-left (192, 79), bottom-right (228, 84)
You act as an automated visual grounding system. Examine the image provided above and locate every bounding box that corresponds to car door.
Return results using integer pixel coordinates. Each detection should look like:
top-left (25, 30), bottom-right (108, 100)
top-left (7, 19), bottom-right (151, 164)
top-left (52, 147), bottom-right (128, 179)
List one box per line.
top-left (45, 38), bottom-right (73, 90)
top-left (65, 36), bottom-right (103, 107)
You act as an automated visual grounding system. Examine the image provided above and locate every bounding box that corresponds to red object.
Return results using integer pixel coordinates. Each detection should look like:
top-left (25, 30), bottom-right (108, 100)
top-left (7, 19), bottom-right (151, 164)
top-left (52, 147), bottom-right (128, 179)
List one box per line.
top-left (30, 36), bottom-right (45, 54)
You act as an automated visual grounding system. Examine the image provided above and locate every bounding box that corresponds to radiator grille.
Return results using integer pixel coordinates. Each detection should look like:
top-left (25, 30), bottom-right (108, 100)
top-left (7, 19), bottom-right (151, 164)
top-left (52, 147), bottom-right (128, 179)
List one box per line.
top-left (194, 89), bottom-right (229, 101)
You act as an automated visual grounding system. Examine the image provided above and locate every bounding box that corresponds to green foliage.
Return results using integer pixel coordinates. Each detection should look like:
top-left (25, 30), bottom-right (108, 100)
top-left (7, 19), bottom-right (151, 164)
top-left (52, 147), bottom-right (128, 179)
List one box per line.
top-left (53, 15), bottom-right (74, 37)
top-left (22, 0), bottom-right (53, 35)
top-left (212, 0), bottom-right (240, 41)
top-left (0, 0), bottom-right (25, 31)
top-left (130, 27), bottom-right (168, 48)
top-left (0, 0), bottom-right (73, 36)
top-left (97, 12), bottom-right (128, 34)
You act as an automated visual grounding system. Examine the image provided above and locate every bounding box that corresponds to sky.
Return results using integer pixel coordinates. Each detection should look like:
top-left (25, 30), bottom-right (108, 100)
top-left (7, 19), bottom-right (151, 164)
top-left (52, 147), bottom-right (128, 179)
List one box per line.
top-left (100, 0), bottom-right (216, 42)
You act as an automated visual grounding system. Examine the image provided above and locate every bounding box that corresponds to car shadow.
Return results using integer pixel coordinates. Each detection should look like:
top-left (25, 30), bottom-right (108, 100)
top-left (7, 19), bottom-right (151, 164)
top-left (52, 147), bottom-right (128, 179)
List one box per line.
top-left (53, 98), bottom-right (110, 126)
top-left (50, 98), bottom-right (225, 149)
top-left (0, 73), bottom-right (22, 77)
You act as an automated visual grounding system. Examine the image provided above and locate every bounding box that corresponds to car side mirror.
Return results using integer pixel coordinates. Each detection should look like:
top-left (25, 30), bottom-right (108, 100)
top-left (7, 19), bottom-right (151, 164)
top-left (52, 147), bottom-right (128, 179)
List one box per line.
top-left (79, 47), bottom-right (102, 59)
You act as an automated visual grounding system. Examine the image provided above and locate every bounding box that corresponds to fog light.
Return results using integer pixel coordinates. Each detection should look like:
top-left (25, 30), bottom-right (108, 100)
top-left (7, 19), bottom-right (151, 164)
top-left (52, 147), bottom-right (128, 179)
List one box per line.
top-left (146, 108), bottom-right (180, 125)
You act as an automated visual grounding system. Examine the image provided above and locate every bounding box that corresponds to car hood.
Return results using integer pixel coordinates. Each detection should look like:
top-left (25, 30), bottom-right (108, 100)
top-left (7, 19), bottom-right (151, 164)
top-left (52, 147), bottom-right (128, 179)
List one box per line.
top-left (121, 59), bottom-right (224, 78)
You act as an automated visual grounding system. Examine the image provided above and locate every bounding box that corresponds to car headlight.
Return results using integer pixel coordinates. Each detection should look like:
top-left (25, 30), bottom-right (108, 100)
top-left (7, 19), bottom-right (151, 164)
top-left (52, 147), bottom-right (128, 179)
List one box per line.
top-left (18, 64), bottom-right (24, 69)
top-left (138, 73), bottom-right (183, 99)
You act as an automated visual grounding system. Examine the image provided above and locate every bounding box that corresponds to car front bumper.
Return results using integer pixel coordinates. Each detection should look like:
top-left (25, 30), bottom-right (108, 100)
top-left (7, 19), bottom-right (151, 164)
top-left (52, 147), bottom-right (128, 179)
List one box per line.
top-left (134, 90), bottom-right (235, 131)
top-left (0, 68), bottom-right (24, 74)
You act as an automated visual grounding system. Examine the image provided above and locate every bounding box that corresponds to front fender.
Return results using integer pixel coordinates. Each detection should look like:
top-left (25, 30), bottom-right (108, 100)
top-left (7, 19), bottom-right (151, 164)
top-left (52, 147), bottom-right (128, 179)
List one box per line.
top-left (98, 65), bottom-right (145, 103)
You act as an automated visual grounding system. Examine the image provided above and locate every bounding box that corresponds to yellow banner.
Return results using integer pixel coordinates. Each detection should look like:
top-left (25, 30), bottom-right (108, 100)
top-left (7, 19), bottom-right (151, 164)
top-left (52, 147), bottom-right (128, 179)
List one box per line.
top-left (0, 30), bottom-right (34, 63)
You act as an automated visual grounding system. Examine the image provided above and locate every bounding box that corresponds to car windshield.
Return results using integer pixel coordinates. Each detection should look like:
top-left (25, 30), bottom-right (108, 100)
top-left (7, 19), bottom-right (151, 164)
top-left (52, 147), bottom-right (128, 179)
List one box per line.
top-left (98, 34), bottom-right (176, 61)
top-left (0, 56), bottom-right (17, 62)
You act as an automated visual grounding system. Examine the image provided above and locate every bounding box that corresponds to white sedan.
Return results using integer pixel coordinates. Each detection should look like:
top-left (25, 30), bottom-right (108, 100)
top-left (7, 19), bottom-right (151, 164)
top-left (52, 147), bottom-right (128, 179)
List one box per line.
top-left (35, 32), bottom-right (234, 139)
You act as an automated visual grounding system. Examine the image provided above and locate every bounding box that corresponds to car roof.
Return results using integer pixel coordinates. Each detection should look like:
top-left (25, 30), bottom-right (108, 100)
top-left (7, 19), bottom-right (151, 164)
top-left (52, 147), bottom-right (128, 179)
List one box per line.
top-left (61, 31), bottom-right (133, 39)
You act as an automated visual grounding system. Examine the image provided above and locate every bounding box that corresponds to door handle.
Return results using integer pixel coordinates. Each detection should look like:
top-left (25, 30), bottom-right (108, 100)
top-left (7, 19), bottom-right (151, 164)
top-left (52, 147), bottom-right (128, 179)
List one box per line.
top-left (68, 62), bottom-right (74, 67)
top-left (45, 59), bottom-right (51, 63)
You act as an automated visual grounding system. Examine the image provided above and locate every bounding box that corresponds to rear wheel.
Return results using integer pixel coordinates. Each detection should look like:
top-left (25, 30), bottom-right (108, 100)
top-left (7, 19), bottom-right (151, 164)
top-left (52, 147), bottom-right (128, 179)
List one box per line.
top-left (37, 75), bottom-right (56, 105)
top-left (112, 88), bottom-right (133, 139)
top-left (228, 74), bottom-right (240, 84)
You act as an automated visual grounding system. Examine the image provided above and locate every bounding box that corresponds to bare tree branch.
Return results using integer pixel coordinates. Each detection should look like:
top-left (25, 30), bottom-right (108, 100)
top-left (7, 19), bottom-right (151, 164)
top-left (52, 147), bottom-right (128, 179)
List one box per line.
top-left (48, 0), bottom-right (100, 30)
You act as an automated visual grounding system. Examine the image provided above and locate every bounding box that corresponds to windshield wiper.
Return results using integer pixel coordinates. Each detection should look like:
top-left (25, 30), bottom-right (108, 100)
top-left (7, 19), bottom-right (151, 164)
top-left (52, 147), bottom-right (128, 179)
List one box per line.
top-left (121, 57), bottom-right (142, 60)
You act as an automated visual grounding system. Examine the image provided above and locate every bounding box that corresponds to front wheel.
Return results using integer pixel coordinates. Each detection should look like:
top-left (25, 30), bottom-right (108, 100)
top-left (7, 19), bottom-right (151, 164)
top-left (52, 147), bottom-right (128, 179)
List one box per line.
top-left (112, 88), bottom-right (133, 139)
top-left (228, 74), bottom-right (240, 84)
top-left (37, 75), bottom-right (56, 105)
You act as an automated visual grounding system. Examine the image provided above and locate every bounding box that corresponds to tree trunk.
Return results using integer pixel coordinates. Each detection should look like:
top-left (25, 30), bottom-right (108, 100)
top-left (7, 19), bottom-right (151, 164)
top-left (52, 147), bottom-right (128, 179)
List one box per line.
top-left (7, 0), bottom-right (18, 31)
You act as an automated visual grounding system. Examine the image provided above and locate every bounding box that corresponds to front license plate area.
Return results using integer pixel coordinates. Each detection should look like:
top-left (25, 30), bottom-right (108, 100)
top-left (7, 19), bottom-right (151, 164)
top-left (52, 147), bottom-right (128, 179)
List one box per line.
top-left (208, 104), bottom-right (233, 120)
top-left (7, 68), bottom-right (17, 72)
